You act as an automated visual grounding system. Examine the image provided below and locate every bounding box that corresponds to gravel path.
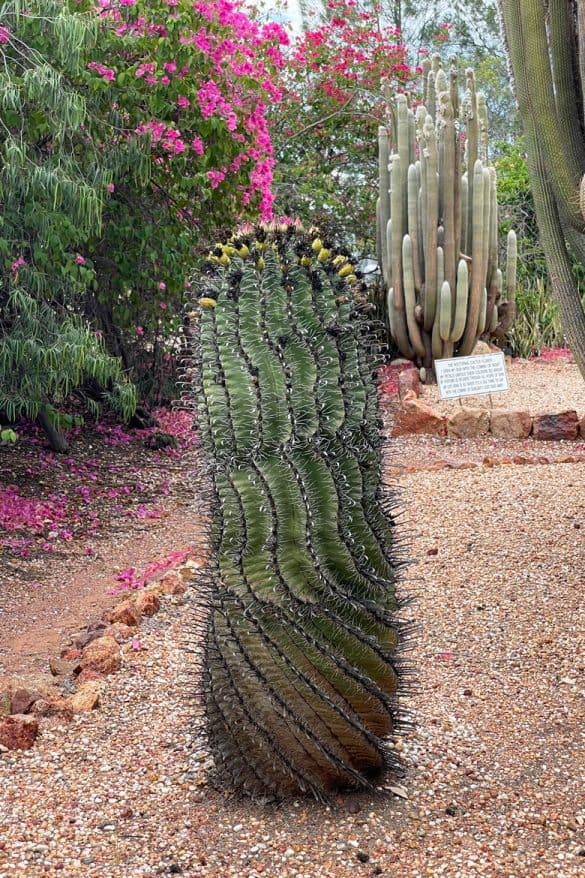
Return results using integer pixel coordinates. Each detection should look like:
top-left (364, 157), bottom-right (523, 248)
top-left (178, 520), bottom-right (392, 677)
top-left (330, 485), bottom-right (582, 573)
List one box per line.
top-left (1, 363), bottom-right (584, 878)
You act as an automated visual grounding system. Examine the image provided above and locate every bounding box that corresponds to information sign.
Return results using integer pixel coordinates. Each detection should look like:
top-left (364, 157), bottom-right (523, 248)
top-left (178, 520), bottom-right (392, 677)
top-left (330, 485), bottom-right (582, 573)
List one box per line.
top-left (435, 353), bottom-right (509, 400)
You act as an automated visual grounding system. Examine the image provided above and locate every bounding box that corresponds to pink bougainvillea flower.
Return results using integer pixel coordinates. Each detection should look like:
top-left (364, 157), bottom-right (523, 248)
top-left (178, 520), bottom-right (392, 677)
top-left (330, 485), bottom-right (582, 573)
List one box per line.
top-left (11, 256), bottom-right (25, 272)
top-left (136, 326), bottom-right (144, 336)
top-left (75, 254), bottom-right (86, 265)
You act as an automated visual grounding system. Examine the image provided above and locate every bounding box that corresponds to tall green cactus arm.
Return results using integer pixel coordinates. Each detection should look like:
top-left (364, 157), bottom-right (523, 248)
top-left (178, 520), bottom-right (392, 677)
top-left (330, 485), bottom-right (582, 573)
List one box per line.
top-left (459, 160), bottom-right (485, 356)
top-left (500, 1), bottom-right (581, 230)
top-left (548, 3), bottom-right (583, 170)
top-left (193, 226), bottom-right (409, 800)
top-left (422, 116), bottom-right (438, 332)
top-left (463, 69), bottom-right (478, 257)
top-left (378, 127), bottom-right (391, 284)
top-left (499, 0), bottom-right (585, 378)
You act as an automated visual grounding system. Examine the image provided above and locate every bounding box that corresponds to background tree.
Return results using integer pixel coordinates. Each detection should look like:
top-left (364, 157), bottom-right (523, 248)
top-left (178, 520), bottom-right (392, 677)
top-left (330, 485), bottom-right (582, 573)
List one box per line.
top-left (0, 0), bottom-right (137, 450)
top-left (498, 0), bottom-right (585, 378)
top-left (75, 0), bottom-right (289, 399)
top-left (0, 0), bottom-right (290, 437)
top-left (271, 1), bottom-right (422, 253)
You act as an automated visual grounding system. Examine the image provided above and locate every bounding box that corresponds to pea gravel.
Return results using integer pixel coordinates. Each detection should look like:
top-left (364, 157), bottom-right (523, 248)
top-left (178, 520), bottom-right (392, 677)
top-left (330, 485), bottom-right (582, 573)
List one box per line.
top-left (1, 366), bottom-right (584, 878)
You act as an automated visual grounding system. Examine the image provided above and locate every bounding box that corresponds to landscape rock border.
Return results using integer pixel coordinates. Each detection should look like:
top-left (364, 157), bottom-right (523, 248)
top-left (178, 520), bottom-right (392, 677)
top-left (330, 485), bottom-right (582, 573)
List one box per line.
top-left (390, 371), bottom-right (585, 441)
top-left (0, 557), bottom-right (203, 751)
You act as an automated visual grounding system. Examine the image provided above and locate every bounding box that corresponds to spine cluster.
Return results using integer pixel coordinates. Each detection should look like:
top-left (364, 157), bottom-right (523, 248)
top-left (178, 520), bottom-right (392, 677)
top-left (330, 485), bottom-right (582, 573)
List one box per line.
top-left (191, 226), bottom-right (407, 800)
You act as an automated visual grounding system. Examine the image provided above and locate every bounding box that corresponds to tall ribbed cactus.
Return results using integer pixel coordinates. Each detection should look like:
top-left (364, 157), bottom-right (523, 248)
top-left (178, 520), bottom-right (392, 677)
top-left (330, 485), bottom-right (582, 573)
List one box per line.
top-left (190, 225), bottom-right (407, 800)
top-left (377, 58), bottom-right (517, 367)
top-left (498, 0), bottom-right (585, 380)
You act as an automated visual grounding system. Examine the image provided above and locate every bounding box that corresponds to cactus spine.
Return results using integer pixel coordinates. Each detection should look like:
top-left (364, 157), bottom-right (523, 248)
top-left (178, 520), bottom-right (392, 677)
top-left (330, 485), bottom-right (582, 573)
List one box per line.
top-left (193, 226), bottom-right (407, 800)
top-left (377, 58), bottom-right (517, 367)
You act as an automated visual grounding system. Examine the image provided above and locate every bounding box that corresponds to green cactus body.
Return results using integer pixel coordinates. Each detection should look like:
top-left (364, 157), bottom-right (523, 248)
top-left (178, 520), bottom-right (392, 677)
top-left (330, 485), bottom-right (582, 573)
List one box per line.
top-left (402, 235), bottom-right (426, 358)
top-left (438, 280), bottom-right (453, 342)
top-left (422, 116), bottom-right (439, 331)
top-left (378, 128), bottom-right (391, 284)
top-left (450, 259), bottom-right (470, 343)
top-left (459, 160), bottom-right (486, 355)
top-left (407, 163), bottom-right (422, 293)
top-left (195, 227), bottom-right (406, 800)
top-left (379, 57), bottom-right (517, 368)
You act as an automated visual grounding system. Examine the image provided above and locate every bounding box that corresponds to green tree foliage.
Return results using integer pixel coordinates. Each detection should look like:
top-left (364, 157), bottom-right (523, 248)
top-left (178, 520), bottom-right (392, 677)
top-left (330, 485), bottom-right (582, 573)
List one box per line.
top-left (74, 0), bottom-right (288, 386)
top-left (271, 2), bottom-right (421, 252)
top-left (0, 0), bottom-right (136, 446)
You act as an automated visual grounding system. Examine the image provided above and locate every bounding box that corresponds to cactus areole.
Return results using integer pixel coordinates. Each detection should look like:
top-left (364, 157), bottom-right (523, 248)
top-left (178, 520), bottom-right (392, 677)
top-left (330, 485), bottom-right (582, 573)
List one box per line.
top-left (190, 224), bottom-right (409, 800)
top-left (377, 58), bottom-right (517, 368)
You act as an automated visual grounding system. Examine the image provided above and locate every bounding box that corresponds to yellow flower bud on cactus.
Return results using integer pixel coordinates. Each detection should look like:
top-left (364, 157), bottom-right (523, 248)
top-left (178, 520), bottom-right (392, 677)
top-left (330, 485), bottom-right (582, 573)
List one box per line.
top-left (256, 241), bottom-right (266, 252)
top-left (332, 254), bottom-right (346, 266)
top-left (256, 256), bottom-right (265, 270)
top-left (237, 244), bottom-right (250, 258)
top-left (345, 274), bottom-right (358, 285)
top-left (198, 297), bottom-right (217, 309)
top-left (337, 263), bottom-right (354, 277)
top-left (317, 248), bottom-right (331, 262)
top-left (311, 238), bottom-right (323, 253)
top-left (223, 245), bottom-right (236, 256)
top-left (300, 256), bottom-right (312, 267)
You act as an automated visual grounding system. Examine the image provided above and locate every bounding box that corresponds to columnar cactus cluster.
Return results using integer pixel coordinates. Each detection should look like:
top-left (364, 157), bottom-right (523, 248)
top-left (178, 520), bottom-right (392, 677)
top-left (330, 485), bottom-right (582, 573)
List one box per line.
top-left (190, 224), bottom-right (407, 800)
top-left (377, 58), bottom-right (517, 366)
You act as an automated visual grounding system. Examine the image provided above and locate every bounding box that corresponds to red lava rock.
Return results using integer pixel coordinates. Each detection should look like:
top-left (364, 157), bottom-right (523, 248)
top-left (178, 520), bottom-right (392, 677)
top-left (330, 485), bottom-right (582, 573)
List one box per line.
top-left (532, 410), bottom-right (579, 441)
top-left (43, 697), bottom-right (74, 719)
top-left (447, 408), bottom-right (490, 438)
top-left (159, 572), bottom-right (187, 595)
top-left (10, 688), bottom-right (42, 715)
top-left (397, 368), bottom-right (421, 400)
top-left (76, 667), bottom-right (106, 685)
top-left (579, 413), bottom-right (585, 437)
top-left (104, 622), bottom-right (136, 643)
top-left (65, 681), bottom-right (104, 713)
top-left (427, 547), bottom-right (439, 556)
top-left (30, 699), bottom-right (52, 717)
top-left (75, 627), bottom-right (107, 650)
top-left (489, 410), bottom-right (533, 440)
top-left (0, 715), bottom-right (39, 750)
top-left (392, 399), bottom-right (446, 437)
top-left (79, 635), bottom-right (121, 676)
top-left (60, 647), bottom-right (82, 661)
top-left (49, 657), bottom-right (79, 677)
top-left (109, 599), bottom-right (142, 627)
top-left (463, 689), bottom-right (473, 697)
top-left (134, 590), bottom-right (161, 617)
